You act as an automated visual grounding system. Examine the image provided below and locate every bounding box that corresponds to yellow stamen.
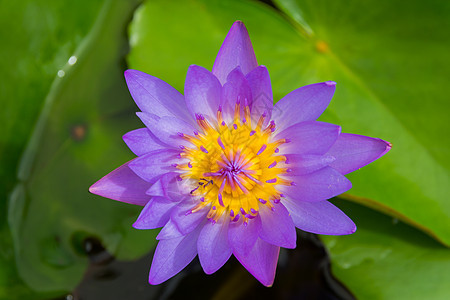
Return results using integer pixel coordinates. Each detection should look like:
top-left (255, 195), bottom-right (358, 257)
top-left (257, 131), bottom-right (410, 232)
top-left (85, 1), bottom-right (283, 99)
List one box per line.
top-left (178, 104), bottom-right (290, 224)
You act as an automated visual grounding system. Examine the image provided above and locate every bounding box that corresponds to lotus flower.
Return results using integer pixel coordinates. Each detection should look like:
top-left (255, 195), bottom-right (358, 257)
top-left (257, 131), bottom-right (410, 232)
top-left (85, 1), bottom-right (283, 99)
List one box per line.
top-left (90, 21), bottom-right (391, 286)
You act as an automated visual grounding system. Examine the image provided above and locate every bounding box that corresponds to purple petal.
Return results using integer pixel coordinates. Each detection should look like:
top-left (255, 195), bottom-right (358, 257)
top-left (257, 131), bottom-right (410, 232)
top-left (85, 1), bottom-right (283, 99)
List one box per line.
top-left (128, 150), bottom-right (182, 183)
top-left (326, 133), bottom-right (392, 175)
top-left (157, 219), bottom-right (184, 240)
top-left (184, 65), bottom-right (222, 120)
top-left (284, 154), bottom-right (335, 175)
top-left (258, 203), bottom-right (296, 248)
top-left (233, 238), bottom-right (280, 287)
top-left (280, 167), bottom-right (352, 202)
top-left (146, 172), bottom-right (180, 201)
top-left (220, 67), bottom-right (252, 123)
top-left (147, 173), bottom-right (189, 203)
top-left (145, 174), bottom-right (170, 198)
top-left (124, 69), bottom-right (191, 120)
top-left (197, 215), bottom-right (232, 274)
top-left (283, 199), bottom-right (356, 235)
top-left (149, 226), bottom-right (201, 285)
top-left (122, 128), bottom-right (166, 156)
top-left (137, 112), bottom-right (197, 147)
top-left (89, 161), bottom-right (150, 206)
top-left (245, 65), bottom-right (273, 122)
top-left (273, 81), bottom-right (336, 130)
top-left (171, 201), bottom-right (210, 235)
top-left (276, 121), bottom-right (341, 155)
top-left (133, 197), bottom-right (178, 230)
top-left (228, 215), bottom-right (261, 257)
top-left (212, 21), bottom-right (258, 84)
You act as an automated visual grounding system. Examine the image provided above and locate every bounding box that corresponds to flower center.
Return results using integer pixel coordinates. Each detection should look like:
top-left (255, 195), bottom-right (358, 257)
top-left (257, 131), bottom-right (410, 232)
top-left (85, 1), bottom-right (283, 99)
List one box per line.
top-left (176, 100), bottom-right (291, 225)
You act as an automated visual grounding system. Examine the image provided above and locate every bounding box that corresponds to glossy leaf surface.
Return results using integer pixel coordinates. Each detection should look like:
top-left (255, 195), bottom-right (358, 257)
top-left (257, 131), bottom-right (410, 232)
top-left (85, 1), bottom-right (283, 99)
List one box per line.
top-left (128, 0), bottom-right (450, 246)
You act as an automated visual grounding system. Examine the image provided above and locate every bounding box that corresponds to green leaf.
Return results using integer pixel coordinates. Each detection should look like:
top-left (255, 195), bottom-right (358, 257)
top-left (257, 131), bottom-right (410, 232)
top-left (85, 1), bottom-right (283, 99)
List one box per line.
top-left (272, 0), bottom-right (450, 244)
top-left (0, 0), bottom-right (103, 216)
top-left (322, 199), bottom-right (450, 299)
top-left (6, 0), bottom-right (158, 294)
top-left (128, 0), bottom-right (450, 245)
top-left (0, 0), bottom-right (103, 298)
top-left (127, 0), bottom-right (301, 92)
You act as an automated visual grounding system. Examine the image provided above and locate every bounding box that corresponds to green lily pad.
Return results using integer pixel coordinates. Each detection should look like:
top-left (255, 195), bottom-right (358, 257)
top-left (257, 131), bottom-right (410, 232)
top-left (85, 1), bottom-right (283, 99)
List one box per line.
top-left (0, 0), bottom-right (103, 214)
top-left (1, 0), bottom-right (103, 297)
top-left (272, 0), bottom-right (450, 245)
top-left (322, 199), bottom-right (450, 299)
top-left (7, 0), bottom-right (159, 294)
top-left (127, 0), bottom-right (450, 245)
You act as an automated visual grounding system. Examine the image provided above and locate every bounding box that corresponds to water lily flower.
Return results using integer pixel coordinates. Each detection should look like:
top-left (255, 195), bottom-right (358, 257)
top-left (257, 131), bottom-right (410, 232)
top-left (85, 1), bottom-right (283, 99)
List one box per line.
top-left (89, 21), bottom-right (391, 287)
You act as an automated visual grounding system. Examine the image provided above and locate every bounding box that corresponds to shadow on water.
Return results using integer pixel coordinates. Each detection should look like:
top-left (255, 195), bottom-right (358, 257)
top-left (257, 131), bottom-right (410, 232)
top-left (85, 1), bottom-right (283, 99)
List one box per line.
top-left (53, 231), bottom-right (355, 300)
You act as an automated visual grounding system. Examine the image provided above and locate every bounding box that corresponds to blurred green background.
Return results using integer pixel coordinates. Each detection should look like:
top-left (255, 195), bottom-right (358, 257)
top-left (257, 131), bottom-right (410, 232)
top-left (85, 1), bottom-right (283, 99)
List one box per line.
top-left (1, 0), bottom-right (449, 299)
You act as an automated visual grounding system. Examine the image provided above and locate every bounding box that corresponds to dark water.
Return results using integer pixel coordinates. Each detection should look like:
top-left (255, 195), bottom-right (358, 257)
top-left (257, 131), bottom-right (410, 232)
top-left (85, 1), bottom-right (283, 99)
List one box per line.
top-left (54, 230), bottom-right (355, 300)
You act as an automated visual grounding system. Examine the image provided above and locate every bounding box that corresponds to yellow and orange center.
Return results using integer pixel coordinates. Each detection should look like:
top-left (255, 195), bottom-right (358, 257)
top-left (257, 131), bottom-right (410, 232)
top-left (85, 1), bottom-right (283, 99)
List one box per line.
top-left (176, 102), bottom-right (291, 225)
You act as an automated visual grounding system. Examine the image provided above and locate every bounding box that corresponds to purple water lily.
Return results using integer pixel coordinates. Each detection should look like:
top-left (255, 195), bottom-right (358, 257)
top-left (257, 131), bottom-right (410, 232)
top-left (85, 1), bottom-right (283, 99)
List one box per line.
top-left (90, 21), bottom-right (391, 286)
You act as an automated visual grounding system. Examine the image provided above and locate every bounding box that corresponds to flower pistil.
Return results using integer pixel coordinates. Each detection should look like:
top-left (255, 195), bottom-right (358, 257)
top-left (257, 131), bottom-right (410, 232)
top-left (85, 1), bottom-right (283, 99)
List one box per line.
top-left (177, 98), bottom-right (290, 226)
